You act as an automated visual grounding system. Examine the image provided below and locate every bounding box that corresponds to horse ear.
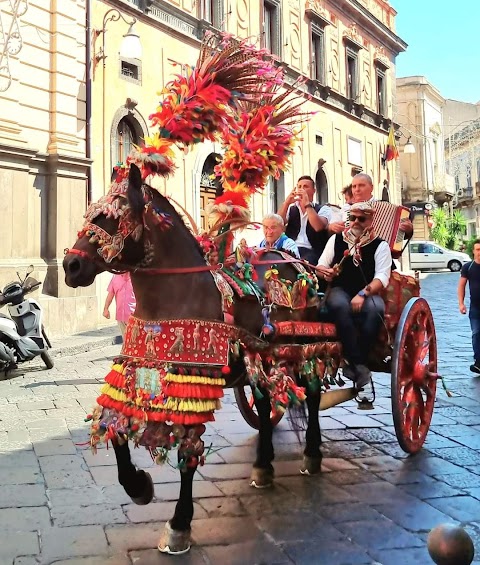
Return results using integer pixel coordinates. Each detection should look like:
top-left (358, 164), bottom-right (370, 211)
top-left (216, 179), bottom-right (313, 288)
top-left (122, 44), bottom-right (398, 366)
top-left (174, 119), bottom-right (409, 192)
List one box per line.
top-left (127, 164), bottom-right (145, 219)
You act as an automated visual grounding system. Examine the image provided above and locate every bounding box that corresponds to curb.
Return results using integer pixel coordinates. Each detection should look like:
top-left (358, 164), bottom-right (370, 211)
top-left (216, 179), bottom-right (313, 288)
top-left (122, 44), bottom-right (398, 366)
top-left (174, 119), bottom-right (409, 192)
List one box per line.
top-left (50, 328), bottom-right (122, 359)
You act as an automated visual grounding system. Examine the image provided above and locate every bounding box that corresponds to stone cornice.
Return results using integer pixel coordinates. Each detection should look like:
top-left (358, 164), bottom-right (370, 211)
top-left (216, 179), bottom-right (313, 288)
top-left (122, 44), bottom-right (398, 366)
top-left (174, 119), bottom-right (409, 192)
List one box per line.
top-left (283, 67), bottom-right (396, 134)
top-left (333, 0), bottom-right (407, 55)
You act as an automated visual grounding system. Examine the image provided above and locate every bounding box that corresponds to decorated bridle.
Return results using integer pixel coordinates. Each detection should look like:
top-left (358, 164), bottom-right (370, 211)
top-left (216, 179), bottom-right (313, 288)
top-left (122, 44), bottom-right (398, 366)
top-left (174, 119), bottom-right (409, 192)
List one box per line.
top-left (65, 169), bottom-right (222, 276)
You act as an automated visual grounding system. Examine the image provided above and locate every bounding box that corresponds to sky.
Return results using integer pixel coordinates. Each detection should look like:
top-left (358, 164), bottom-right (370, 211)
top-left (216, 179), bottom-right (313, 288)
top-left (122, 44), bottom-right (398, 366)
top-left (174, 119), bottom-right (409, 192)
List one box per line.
top-left (394, 0), bottom-right (479, 104)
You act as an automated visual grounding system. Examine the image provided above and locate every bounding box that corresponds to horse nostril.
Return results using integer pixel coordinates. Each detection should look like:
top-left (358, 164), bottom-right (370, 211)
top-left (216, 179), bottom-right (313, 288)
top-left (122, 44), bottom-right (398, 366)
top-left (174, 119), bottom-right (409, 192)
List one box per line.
top-left (68, 257), bottom-right (81, 274)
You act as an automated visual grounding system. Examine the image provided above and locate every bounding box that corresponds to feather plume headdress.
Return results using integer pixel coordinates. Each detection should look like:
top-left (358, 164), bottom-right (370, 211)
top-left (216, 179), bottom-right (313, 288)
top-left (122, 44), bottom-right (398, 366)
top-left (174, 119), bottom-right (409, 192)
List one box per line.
top-left (206, 80), bottom-right (312, 231)
top-left (128, 32), bottom-right (281, 180)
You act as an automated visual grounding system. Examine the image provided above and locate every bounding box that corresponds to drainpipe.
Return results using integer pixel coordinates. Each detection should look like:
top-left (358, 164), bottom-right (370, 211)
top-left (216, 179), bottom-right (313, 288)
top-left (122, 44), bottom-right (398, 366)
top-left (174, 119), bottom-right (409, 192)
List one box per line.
top-left (85, 0), bottom-right (92, 204)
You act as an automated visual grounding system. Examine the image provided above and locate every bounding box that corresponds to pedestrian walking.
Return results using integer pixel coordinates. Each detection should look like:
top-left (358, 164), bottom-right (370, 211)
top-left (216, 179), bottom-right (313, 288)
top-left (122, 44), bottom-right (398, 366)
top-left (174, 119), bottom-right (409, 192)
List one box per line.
top-left (103, 273), bottom-right (136, 339)
top-left (458, 238), bottom-right (480, 373)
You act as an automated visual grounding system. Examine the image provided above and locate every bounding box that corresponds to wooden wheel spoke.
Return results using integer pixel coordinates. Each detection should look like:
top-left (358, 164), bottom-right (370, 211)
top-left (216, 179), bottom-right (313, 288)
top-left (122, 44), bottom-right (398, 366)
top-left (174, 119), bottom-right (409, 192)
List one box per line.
top-left (392, 297), bottom-right (437, 454)
top-left (401, 382), bottom-right (415, 406)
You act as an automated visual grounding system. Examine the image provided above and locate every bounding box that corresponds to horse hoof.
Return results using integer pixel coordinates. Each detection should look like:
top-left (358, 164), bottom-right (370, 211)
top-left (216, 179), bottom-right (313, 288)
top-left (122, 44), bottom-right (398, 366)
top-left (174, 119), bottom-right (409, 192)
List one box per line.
top-left (300, 455), bottom-right (322, 475)
top-left (250, 467), bottom-right (274, 489)
top-left (158, 521), bottom-right (191, 555)
top-left (131, 471), bottom-right (154, 505)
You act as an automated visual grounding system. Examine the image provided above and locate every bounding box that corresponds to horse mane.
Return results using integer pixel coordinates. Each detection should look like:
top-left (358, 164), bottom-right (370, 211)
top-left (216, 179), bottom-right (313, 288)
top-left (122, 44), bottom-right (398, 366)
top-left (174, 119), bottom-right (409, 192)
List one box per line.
top-left (148, 186), bottom-right (205, 258)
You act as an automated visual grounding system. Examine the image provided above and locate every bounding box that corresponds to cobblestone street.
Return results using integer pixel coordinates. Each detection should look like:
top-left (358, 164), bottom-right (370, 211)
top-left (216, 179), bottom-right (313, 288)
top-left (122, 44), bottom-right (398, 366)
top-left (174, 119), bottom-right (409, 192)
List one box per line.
top-left (1, 272), bottom-right (480, 565)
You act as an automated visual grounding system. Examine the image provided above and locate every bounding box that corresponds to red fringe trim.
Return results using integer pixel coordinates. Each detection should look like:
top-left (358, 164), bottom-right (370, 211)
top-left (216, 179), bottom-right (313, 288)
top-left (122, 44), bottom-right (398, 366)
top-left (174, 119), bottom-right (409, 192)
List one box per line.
top-left (105, 369), bottom-right (126, 389)
top-left (96, 394), bottom-right (215, 425)
top-left (164, 382), bottom-right (224, 399)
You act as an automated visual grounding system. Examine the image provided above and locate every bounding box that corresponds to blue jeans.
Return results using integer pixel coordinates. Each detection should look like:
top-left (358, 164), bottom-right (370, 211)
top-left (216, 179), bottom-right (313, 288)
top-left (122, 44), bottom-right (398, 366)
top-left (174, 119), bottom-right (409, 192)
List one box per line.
top-left (469, 306), bottom-right (480, 362)
top-left (326, 287), bottom-right (385, 366)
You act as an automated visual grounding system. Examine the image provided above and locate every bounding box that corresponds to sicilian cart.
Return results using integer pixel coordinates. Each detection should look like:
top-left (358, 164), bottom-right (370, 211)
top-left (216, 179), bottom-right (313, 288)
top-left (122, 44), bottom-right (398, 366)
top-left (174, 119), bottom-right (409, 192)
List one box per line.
top-left (234, 262), bottom-right (438, 455)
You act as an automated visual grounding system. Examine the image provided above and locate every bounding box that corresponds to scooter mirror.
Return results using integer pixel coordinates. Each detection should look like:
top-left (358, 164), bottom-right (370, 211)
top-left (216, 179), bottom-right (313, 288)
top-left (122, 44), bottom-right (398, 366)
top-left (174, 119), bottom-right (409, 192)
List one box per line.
top-left (26, 265), bottom-right (34, 276)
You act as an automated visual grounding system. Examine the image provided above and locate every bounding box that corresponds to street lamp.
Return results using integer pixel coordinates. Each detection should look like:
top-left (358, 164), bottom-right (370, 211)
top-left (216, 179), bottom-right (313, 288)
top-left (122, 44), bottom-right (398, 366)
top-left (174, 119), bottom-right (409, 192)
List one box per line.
top-left (404, 136), bottom-right (416, 154)
top-left (93, 9), bottom-right (142, 72)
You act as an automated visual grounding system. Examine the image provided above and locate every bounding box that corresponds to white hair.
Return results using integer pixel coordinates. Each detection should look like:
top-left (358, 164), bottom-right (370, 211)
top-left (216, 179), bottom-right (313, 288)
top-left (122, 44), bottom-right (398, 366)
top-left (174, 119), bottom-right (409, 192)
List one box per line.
top-left (262, 213), bottom-right (284, 226)
top-left (352, 173), bottom-right (373, 185)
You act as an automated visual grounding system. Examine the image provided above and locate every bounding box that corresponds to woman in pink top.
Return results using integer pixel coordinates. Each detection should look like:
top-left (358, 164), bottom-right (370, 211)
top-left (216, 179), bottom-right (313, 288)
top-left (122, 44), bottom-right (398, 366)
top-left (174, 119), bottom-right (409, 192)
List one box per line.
top-left (103, 273), bottom-right (136, 338)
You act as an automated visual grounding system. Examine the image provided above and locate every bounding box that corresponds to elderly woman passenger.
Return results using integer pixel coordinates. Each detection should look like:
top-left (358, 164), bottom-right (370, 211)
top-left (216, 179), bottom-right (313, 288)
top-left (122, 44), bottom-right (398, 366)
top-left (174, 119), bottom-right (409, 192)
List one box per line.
top-left (258, 213), bottom-right (300, 258)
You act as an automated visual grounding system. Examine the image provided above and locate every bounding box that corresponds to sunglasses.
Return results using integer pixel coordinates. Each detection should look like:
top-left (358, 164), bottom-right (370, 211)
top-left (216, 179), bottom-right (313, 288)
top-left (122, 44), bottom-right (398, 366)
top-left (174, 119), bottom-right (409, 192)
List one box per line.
top-left (349, 214), bottom-right (368, 223)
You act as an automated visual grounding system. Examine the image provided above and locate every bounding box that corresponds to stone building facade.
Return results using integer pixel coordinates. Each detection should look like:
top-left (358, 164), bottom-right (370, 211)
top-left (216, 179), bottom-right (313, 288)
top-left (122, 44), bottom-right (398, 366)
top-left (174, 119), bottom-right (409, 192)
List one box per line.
top-left (0, 0), bottom-right (93, 336)
top-left (396, 76), bottom-right (455, 240)
top-left (443, 104), bottom-right (480, 239)
top-left (0, 0), bottom-right (406, 335)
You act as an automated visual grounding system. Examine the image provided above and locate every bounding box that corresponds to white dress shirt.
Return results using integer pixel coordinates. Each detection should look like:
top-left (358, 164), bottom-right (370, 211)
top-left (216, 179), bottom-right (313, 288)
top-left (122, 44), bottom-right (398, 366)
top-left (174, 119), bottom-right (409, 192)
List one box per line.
top-left (318, 234), bottom-right (392, 288)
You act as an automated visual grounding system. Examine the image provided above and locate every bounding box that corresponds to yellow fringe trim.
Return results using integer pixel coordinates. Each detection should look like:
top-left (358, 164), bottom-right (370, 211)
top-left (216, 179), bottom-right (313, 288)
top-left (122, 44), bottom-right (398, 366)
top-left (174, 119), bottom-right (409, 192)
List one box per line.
top-left (164, 374), bottom-right (226, 386)
top-left (100, 384), bottom-right (221, 413)
top-left (149, 398), bottom-right (221, 412)
top-left (100, 383), bottom-right (128, 402)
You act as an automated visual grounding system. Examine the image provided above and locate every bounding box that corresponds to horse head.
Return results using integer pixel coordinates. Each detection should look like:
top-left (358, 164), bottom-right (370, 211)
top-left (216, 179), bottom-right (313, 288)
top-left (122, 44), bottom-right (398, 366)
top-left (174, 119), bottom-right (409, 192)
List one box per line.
top-left (63, 164), bottom-right (167, 288)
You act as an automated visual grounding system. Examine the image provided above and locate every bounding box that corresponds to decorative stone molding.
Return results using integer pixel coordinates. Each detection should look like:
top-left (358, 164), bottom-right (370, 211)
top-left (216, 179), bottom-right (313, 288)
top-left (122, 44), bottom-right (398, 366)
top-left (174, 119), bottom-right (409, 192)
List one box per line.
top-left (305, 0), bottom-right (332, 27)
top-left (374, 45), bottom-right (390, 68)
top-left (343, 23), bottom-right (365, 50)
top-left (149, 3), bottom-right (199, 39)
top-left (0, 143), bottom-right (37, 170)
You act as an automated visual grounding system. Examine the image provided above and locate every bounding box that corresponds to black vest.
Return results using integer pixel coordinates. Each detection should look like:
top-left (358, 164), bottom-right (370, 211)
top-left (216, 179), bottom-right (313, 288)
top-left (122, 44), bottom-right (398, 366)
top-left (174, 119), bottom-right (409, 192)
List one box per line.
top-left (331, 235), bottom-right (383, 298)
top-left (285, 204), bottom-right (330, 257)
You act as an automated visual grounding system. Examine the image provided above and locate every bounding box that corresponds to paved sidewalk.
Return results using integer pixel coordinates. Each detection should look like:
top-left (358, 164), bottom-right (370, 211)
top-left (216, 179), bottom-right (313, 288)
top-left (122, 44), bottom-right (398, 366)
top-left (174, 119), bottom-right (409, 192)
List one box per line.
top-left (49, 325), bottom-right (121, 358)
top-left (1, 272), bottom-right (480, 564)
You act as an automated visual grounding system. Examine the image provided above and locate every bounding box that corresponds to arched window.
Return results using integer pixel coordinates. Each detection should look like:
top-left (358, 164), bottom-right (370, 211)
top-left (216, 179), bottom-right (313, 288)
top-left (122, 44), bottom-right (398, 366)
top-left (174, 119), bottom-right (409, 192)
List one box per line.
top-left (200, 153), bottom-right (222, 230)
top-left (115, 117), bottom-right (138, 166)
top-left (381, 183), bottom-right (390, 202)
top-left (315, 168), bottom-right (328, 204)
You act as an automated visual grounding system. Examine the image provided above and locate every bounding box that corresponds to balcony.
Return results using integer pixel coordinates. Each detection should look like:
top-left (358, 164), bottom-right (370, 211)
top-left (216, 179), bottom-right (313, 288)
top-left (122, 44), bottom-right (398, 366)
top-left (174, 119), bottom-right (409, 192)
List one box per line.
top-left (457, 186), bottom-right (474, 202)
top-left (433, 172), bottom-right (456, 205)
top-left (433, 172), bottom-right (455, 197)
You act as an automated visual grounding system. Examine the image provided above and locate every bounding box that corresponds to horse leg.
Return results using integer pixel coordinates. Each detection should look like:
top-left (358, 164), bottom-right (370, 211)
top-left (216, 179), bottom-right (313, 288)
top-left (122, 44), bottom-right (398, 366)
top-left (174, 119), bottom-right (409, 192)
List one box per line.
top-left (158, 425), bottom-right (205, 555)
top-left (301, 387), bottom-right (323, 475)
top-left (250, 385), bottom-right (275, 488)
top-left (112, 438), bottom-right (154, 505)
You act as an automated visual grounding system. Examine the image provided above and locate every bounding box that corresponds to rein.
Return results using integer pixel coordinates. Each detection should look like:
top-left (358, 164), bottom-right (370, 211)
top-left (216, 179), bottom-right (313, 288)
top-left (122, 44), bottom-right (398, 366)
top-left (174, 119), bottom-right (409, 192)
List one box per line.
top-left (65, 248), bottom-right (223, 275)
top-left (65, 246), bottom-right (319, 276)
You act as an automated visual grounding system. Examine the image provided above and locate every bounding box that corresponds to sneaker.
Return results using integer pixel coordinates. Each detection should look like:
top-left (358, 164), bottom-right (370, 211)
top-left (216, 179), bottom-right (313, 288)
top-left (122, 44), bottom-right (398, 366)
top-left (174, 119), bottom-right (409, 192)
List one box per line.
top-left (470, 363), bottom-right (480, 374)
top-left (356, 381), bottom-right (374, 403)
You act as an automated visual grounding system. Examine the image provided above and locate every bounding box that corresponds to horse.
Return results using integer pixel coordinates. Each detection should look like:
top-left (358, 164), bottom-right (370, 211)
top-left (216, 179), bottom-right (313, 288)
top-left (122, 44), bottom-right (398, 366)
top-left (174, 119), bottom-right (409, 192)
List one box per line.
top-left (63, 164), bottom-right (324, 554)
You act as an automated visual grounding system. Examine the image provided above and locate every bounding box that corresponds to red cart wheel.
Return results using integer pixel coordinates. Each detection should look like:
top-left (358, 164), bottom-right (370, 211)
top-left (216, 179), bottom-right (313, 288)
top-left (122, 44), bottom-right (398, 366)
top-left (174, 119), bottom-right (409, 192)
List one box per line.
top-left (391, 297), bottom-right (437, 454)
top-left (234, 385), bottom-right (284, 430)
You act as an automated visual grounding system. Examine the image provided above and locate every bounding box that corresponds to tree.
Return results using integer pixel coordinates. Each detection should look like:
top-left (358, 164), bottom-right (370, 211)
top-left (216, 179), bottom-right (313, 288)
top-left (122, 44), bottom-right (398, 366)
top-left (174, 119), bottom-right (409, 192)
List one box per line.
top-left (430, 208), bottom-right (466, 249)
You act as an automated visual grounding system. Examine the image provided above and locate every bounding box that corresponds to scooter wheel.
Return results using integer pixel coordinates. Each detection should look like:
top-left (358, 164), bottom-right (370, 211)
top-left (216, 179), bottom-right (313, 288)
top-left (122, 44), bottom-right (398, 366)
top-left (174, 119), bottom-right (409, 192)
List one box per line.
top-left (41, 351), bottom-right (54, 370)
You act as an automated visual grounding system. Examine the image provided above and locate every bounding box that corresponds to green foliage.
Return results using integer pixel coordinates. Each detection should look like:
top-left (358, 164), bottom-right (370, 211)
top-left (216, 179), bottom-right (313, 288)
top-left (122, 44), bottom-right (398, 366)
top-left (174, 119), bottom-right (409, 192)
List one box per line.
top-left (465, 235), bottom-right (479, 258)
top-left (430, 208), bottom-right (467, 250)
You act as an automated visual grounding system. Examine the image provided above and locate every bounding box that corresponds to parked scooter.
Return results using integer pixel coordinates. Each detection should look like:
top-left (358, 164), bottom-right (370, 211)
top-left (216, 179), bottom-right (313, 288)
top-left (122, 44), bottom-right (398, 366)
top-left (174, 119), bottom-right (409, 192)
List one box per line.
top-left (0, 265), bottom-right (53, 373)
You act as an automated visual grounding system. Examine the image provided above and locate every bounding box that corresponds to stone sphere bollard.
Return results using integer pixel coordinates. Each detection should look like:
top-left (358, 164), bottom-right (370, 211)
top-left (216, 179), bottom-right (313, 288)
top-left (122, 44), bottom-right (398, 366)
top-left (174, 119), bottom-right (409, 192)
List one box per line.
top-left (427, 524), bottom-right (475, 565)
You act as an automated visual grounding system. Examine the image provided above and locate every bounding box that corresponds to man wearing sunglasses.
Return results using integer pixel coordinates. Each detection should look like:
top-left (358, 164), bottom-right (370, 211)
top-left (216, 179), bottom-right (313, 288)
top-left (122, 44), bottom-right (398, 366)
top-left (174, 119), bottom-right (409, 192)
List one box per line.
top-left (316, 202), bottom-right (392, 396)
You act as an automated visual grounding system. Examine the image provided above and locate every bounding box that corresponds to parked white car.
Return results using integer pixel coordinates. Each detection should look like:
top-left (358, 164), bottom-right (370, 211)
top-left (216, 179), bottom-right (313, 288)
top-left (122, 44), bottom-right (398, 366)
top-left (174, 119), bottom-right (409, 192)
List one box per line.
top-left (409, 241), bottom-right (470, 272)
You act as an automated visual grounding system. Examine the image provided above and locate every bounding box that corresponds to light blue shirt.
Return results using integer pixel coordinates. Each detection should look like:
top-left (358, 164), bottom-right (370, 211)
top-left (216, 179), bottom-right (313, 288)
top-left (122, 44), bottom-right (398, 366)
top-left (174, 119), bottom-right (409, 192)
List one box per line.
top-left (259, 234), bottom-right (300, 258)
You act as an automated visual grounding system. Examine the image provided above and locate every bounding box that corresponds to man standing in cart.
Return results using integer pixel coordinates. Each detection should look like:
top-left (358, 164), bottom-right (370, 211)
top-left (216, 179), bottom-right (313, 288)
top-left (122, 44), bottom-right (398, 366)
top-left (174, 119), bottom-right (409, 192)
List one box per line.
top-left (458, 239), bottom-right (480, 373)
